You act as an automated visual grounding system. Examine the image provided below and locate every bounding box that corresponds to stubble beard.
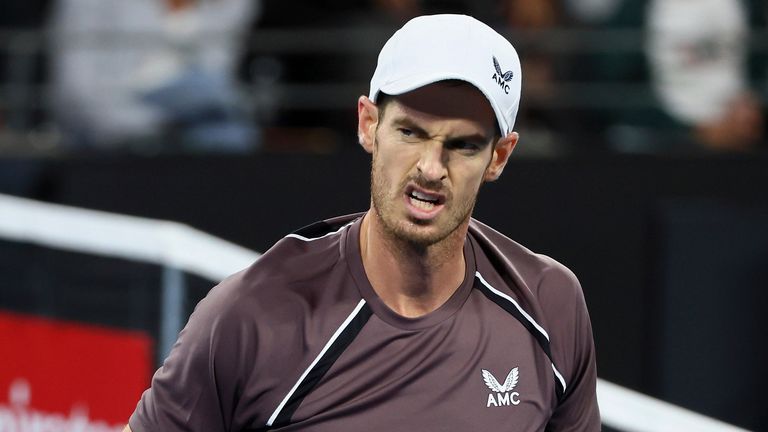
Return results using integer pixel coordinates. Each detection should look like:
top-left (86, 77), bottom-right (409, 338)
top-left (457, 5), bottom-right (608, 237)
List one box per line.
top-left (369, 154), bottom-right (478, 252)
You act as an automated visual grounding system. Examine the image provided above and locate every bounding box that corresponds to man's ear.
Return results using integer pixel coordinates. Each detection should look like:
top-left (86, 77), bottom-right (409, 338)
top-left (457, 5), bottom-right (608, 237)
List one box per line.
top-left (357, 96), bottom-right (379, 154)
top-left (484, 132), bottom-right (519, 182)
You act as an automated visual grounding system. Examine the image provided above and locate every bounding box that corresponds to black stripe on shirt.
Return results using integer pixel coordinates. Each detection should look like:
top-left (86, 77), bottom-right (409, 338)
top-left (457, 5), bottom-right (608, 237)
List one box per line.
top-left (291, 220), bottom-right (333, 239)
top-left (271, 303), bottom-right (373, 429)
top-left (474, 277), bottom-right (566, 402)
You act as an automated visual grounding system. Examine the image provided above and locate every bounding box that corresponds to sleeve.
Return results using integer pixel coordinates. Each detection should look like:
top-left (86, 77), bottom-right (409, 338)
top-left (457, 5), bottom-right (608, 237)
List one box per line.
top-left (129, 280), bottom-right (256, 432)
top-left (538, 263), bottom-right (601, 432)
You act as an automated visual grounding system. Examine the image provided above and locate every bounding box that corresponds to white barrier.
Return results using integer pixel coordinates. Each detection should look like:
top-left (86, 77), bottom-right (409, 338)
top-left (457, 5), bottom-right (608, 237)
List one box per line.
top-left (597, 380), bottom-right (749, 431)
top-left (0, 193), bottom-right (750, 432)
top-left (0, 193), bottom-right (259, 281)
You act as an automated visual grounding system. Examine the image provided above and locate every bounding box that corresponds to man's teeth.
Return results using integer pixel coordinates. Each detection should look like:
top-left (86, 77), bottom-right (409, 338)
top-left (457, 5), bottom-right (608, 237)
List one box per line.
top-left (411, 190), bottom-right (437, 202)
top-left (410, 197), bottom-right (436, 210)
top-left (408, 190), bottom-right (440, 211)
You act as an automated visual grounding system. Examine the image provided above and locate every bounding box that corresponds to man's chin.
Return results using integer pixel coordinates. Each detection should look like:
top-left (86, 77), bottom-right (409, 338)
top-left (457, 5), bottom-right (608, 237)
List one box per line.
top-left (373, 205), bottom-right (466, 248)
top-left (391, 222), bottom-right (450, 248)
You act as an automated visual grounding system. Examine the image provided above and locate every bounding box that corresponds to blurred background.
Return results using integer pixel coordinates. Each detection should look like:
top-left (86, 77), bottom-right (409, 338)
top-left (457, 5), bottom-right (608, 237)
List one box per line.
top-left (1, 0), bottom-right (767, 431)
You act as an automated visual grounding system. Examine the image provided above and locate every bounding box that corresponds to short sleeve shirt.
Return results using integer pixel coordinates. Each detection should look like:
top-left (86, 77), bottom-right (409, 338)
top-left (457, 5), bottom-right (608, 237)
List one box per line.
top-left (129, 214), bottom-right (600, 431)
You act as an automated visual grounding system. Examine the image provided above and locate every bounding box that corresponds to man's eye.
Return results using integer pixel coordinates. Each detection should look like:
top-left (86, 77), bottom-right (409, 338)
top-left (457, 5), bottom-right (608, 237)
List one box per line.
top-left (398, 128), bottom-right (413, 137)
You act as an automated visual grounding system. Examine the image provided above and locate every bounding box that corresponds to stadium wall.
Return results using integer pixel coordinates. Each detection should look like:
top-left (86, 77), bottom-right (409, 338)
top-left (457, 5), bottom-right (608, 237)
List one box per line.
top-left (1, 152), bottom-right (766, 430)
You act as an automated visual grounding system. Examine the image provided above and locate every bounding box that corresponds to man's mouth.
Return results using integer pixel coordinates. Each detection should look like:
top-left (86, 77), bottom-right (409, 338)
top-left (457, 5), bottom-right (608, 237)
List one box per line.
top-left (405, 187), bottom-right (445, 214)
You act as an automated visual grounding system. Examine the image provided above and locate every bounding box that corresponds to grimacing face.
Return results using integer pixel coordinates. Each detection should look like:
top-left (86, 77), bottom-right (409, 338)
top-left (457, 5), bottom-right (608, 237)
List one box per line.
top-left (358, 83), bottom-right (517, 247)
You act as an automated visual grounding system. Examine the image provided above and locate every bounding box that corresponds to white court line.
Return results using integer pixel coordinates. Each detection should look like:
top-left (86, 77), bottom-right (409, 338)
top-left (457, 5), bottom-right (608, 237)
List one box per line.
top-left (0, 192), bottom-right (750, 432)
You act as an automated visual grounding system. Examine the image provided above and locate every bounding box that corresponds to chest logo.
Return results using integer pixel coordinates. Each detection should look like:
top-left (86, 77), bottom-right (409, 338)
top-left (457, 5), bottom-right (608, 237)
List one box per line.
top-left (482, 367), bottom-right (521, 407)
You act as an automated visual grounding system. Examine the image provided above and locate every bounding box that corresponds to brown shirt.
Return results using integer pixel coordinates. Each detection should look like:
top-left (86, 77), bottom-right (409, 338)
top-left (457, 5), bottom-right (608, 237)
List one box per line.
top-left (130, 214), bottom-right (600, 431)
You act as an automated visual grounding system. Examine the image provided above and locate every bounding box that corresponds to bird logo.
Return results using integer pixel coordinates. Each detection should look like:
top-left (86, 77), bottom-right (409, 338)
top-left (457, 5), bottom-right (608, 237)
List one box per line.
top-left (493, 56), bottom-right (515, 82)
top-left (492, 56), bottom-right (514, 94)
top-left (482, 367), bottom-right (519, 393)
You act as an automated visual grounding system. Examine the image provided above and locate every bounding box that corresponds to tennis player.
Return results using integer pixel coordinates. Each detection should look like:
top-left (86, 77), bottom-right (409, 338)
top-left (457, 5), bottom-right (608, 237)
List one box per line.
top-left (125, 14), bottom-right (599, 431)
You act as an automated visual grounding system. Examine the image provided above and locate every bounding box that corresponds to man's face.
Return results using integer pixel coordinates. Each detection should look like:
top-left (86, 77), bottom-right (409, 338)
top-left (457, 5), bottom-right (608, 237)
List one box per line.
top-left (359, 83), bottom-right (512, 247)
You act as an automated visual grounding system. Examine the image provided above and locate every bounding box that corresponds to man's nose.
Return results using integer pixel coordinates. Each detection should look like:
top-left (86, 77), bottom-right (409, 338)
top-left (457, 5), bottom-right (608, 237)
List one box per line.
top-left (416, 142), bottom-right (448, 182)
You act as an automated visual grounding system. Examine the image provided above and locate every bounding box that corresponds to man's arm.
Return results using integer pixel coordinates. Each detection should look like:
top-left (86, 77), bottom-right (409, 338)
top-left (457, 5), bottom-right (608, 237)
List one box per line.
top-left (538, 262), bottom-right (601, 430)
top-left (125, 274), bottom-right (258, 431)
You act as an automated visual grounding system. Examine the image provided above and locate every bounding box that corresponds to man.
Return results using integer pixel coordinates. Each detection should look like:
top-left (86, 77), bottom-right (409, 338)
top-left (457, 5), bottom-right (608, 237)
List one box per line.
top-left (647, 0), bottom-right (764, 151)
top-left (125, 14), bottom-right (600, 431)
top-left (50, 0), bottom-right (258, 151)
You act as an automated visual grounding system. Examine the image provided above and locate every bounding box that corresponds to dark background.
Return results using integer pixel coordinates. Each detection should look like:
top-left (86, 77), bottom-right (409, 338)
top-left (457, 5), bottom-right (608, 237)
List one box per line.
top-left (1, 151), bottom-right (767, 430)
top-left (2, 1), bottom-right (768, 428)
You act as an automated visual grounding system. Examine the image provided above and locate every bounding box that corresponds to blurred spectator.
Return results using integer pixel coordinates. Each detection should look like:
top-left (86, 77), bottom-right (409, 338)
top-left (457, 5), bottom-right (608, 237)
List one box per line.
top-left (561, 0), bottom-right (628, 26)
top-left (647, 0), bottom-right (765, 152)
top-left (0, 0), bottom-right (52, 136)
top-left (371, 0), bottom-right (421, 23)
top-left (497, 0), bottom-right (586, 156)
top-left (502, 0), bottom-right (559, 28)
top-left (49, 0), bottom-right (260, 153)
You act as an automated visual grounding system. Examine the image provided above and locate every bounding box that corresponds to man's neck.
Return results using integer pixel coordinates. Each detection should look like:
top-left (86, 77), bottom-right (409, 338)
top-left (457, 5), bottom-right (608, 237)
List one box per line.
top-left (359, 212), bottom-right (468, 318)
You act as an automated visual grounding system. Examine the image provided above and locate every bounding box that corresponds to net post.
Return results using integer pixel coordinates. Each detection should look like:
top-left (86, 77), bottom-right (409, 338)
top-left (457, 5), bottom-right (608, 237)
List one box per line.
top-left (159, 266), bottom-right (186, 364)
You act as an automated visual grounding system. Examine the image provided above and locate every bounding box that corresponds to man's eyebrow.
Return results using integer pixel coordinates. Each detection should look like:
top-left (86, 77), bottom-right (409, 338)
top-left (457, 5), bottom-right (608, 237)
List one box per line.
top-left (391, 117), bottom-right (493, 145)
top-left (448, 133), bottom-right (493, 147)
top-left (391, 117), bottom-right (429, 137)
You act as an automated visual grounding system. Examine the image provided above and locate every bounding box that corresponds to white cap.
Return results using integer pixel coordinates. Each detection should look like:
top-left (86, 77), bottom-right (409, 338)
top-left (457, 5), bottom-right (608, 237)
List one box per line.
top-left (369, 14), bottom-right (522, 136)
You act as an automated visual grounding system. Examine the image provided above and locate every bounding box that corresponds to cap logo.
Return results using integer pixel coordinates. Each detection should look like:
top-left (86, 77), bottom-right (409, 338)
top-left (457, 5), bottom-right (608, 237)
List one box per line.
top-left (492, 56), bottom-right (514, 94)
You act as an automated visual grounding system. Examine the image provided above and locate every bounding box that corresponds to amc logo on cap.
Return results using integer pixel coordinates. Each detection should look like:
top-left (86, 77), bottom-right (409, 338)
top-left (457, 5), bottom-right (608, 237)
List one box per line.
top-left (491, 56), bottom-right (514, 94)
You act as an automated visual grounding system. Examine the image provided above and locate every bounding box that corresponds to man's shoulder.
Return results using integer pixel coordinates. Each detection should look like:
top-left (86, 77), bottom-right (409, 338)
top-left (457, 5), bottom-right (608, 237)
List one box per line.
top-left (282, 213), bottom-right (364, 242)
top-left (203, 213), bottom-right (364, 319)
top-left (469, 218), bottom-right (574, 271)
top-left (468, 218), bottom-right (581, 300)
top-left (468, 219), bottom-right (594, 389)
top-left (246, 212), bottom-right (362, 282)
